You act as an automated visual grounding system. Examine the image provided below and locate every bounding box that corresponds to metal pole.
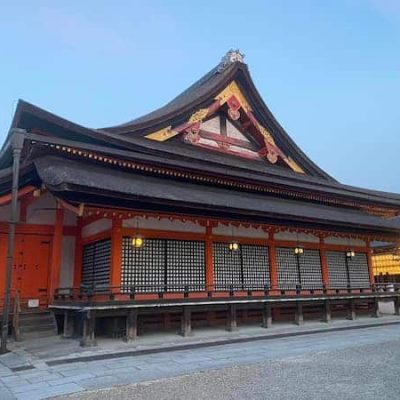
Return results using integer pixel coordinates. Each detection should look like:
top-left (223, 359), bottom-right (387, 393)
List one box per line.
top-left (1, 129), bottom-right (25, 354)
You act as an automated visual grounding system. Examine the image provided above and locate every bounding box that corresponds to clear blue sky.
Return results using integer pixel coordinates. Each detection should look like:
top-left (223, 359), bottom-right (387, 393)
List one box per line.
top-left (1, 1), bottom-right (399, 192)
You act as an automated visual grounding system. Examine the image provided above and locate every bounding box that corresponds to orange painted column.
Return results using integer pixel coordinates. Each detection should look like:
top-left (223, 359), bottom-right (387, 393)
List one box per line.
top-left (205, 225), bottom-right (214, 291)
top-left (320, 238), bottom-right (330, 289)
top-left (269, 232), bottom-right (278, 291)
top-left (367, 242), bottom-right (375, 286)
top-left (73, 217), bottom-right (83, 287)
top-left (110, 218), bottom-right (122, 291)
top-left (49, 208), bottom-right (64, 300)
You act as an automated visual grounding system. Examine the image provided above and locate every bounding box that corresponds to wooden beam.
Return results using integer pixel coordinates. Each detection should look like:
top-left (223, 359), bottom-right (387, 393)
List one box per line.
top-left (372, 297), bottom-right (380, 318)
top-left (367, 243), bottom-right (375, 286)
top-left (49, 208), bottom-right (64, 300)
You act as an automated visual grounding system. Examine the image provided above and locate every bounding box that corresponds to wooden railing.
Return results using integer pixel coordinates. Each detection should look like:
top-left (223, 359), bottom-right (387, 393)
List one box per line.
top-left (53, 283), bottom-right (396, 304)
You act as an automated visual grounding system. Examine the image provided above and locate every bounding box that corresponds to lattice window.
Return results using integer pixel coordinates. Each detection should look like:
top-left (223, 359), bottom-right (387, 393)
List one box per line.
top-left (213, 243), bottom-right (270, 291)
top-left (276, 247), bottom-right (299, 290)
top-left (277, 247), bottom-right (323, 290)
top-left (166, 240), bottom-right (205, 291)
top-left (299, 249), bottom-right (323, 289)
top-left (213, 243), bottom-right (242, 290)
top-left (348, 253), bottom-right (370, 288)
top-left (81, 239), bottom-right (111, 290)
top-left (241, 245), bottom-right (270, 290)
top-left (122, 238), bottom-right (165, 292)
top-left (121, 238), bottom-right (206, 293)
top-left (327, 251), bottom-right (349, 289)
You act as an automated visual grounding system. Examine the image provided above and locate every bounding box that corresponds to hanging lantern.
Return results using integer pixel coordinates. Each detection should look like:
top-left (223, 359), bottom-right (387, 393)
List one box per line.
top-left (132, 235), bottom-right (144, 248)
top-left (229, 241), bottom-right (239, 251)
top-left (346, 250), bottom-right (355, 258)
top-left (294, 246), bottom-right (304, 255)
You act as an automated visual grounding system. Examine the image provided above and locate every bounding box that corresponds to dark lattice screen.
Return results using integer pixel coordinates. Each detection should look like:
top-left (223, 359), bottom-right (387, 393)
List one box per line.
top-left (348, 253), bottom-right (370, 288)
top-left (81, 239), bottom-right (111, 289)
top-left (326, 251), bottom-right (370, 289)
top-left (242, 245), bottom-right (270, 290)
top-left (121, 238), bottom-right (205, 292)
top-left (327, 251), bottom-right (348, 289)
top-left (213, 243), bottom-right (270, 290)
top-left (299, 249), bottom-right (323, 289)
top-left (167, 240), bottom-right (205, 291)
top-left (277, 247), bottom-right (323, 290)
top-left (213, 243), bottom-right (242, 290)
top-left (122, 238), bottom-right (165, 292)
top-left (276, 247), bottom-right (299, 290)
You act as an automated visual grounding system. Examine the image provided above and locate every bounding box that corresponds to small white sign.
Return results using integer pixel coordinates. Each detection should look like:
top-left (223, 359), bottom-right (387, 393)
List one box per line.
top-left (28, 299), bottom-right (39, 308)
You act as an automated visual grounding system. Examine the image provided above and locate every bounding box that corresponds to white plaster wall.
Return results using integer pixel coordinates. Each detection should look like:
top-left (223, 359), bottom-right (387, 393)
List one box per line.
top-left (324, 236), bottom-right (366, 247)
top-left (27, 193), bottom-right (56, 225)
top-left (60, 236), bottom-right (75, 287)
top-left (123, 217), bottom-right (205, 233)
top-left (213, 223), bottom-right (268, 239)
top-left (82, 218), bottom-right (112, 238)
top-left (64, 210), bottom-right (77, 226)
top-left (274, 231), bottom-right (319, 243)
top-left (0, 203), bottom-right (17, 223)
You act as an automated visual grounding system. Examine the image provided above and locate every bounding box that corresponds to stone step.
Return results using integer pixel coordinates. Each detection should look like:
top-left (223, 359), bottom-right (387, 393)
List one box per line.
top-left (19, 316), bottom-right (54, 327)
top-left (20, 323), bottom-right (56, 334)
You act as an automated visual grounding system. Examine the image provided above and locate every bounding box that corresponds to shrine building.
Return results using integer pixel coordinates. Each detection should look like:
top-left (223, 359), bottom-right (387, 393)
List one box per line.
top-left (1, 50), bottom-right (400, 344)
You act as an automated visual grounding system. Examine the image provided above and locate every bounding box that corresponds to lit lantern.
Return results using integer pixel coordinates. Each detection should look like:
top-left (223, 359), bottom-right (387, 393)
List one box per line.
top-left (229, 241), bottom-right (239, 251)
top-left (346, 250), bottom-right (355, 258)
top-left (132, 235), bottom-right (144, 248)
top-left (294, 247), bottom-right (304, 255)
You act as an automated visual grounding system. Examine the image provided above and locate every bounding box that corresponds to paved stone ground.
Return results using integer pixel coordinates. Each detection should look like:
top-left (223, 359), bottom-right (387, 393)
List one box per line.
top-left (0, 307), bottom-right (397, 400)
top-left (60, 336), bottom-right (400, 400)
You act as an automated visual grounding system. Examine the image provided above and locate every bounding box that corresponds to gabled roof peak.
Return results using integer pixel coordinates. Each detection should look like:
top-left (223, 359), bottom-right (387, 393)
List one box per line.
top-left (217, 49), bottom-right (245, 72)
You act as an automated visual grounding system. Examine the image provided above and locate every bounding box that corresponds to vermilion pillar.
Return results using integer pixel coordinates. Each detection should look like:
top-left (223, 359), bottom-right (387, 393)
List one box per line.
top-left (110, 218), bottom-right (122, 290)
top-left (320, 238), bottom-right (330, 288)
top-left (73, 216), bottom-right (83, 287)
top-left (205, 225), bottom-right (214, 291)
top-left (269, 235), bottom-right (278, 291)
top-left (367, 243), bottom-right (375, 286)
top-left (49, 207), bottom-right (64, 300)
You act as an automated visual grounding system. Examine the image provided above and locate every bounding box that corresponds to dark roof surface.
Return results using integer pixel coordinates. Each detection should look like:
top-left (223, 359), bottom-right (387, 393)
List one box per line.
top-left (34, 155), bottom-right (400, 236)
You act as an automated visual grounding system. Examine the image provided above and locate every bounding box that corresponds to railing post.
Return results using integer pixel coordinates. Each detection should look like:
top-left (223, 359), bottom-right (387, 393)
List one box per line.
top-left (323, 299), bottom-right (331, 323)
top-left (180, 306), bottom-right (192, 337)
top-left (126, 309), bottom-right (138, 342)
top-left (295, 301), bottom-right (303, 325)
top-left (261, 303), bottom-right (272, 328)
top-left (226, 304), bottom-right (237, 331)
top-left (347, 298), bottom-right (356, 320)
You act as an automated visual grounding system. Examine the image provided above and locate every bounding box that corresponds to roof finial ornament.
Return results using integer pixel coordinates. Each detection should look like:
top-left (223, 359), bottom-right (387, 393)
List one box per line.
top-left (217, 49), bottom-right (245, 72)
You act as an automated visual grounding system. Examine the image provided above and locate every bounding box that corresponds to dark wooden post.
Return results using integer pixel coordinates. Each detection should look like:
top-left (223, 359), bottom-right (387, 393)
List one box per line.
top-left (295, 302), bottom-right (303, 325)
top-left (395, 296), bottom-right (400, 316)
top-left (63, 311), bottom-right (74, 338)
top-left (372, 297), bottom-right (380, 318)
top-left (347, 299), bottom-right (356, 320)
top-left (227, 304), bottom-right (237, 331)
top-left (262, 303), bottom-right (272, 328)
top-left (180, 306), bottom-right (192, 337)
top-left (126, 309), bottom-right (138, 342)
top-left (80, 310), bottom-right (97, 347)
top-left (323, 299), bottom-right (331, 323)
